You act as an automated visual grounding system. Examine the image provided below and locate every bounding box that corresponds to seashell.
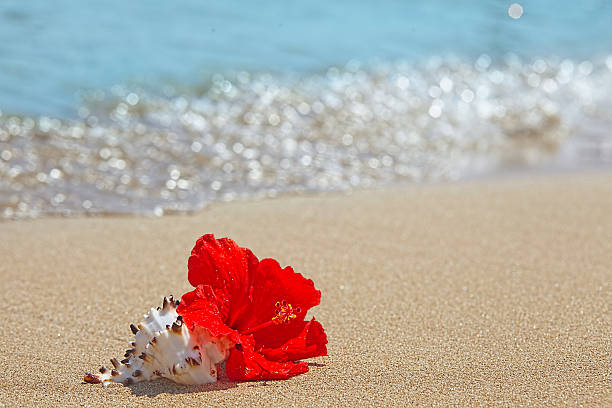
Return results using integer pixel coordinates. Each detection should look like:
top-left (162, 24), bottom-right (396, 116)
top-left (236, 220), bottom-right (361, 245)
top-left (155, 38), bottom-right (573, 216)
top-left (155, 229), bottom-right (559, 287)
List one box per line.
top-left (84, 296), bottom-right (228, 386)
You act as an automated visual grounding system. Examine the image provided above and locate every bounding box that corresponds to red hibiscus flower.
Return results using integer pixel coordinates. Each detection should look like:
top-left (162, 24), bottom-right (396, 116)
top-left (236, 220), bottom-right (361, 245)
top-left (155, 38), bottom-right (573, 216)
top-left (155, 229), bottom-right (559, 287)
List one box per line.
top-left (176, 234), bottom-right (328, 381)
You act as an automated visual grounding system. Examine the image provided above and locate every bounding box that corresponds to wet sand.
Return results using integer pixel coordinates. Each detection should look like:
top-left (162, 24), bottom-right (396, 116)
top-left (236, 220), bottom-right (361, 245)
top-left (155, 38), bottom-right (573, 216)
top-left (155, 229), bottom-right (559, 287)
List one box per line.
top-left (0, 171), bottom-right (610, 407)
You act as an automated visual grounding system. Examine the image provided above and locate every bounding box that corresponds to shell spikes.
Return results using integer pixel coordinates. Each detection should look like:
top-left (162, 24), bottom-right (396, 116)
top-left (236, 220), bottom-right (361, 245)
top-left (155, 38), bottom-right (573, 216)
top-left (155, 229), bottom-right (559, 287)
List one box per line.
top-left (84, 296), bottom-right (228, 386)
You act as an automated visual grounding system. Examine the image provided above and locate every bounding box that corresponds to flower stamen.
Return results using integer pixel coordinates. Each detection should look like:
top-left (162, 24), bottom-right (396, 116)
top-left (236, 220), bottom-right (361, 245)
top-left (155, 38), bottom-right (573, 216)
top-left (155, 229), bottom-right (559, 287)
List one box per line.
top-left (242, 300), bottom-right (300, 335)
top-left (272, 301), bottom-right (299, 325)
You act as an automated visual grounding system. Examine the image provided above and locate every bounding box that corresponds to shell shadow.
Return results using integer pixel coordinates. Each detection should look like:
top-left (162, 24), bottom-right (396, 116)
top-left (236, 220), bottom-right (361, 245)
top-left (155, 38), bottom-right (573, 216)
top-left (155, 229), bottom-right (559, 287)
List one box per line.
top-left (126, 378), bottom-right (237, 397)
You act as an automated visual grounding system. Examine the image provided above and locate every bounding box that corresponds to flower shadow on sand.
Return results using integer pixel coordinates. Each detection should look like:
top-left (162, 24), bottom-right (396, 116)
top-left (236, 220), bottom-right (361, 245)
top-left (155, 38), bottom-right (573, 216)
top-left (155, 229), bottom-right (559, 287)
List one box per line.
top-left (125, 378), bottom-right (237, 397)
top-left (81, 362), bottom-right (327, 396)
top-left (124, 362), bottom-right (327, 395)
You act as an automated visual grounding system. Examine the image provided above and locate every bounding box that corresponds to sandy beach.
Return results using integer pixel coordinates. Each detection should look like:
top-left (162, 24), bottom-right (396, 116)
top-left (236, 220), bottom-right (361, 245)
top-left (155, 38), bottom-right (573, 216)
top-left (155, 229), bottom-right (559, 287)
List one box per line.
top-left (0, 171), bottom-right (610, 407)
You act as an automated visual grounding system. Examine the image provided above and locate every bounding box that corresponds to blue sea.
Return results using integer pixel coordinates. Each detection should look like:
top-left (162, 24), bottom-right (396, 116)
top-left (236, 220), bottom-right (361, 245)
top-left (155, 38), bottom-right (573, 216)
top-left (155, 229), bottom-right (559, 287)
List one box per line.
top-left (1, 1), bottom-right (611, 217)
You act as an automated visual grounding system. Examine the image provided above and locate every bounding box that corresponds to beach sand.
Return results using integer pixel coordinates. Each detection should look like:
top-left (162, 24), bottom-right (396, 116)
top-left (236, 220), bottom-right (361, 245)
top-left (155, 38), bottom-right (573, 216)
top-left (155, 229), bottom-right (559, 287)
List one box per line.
top-left (1, 171), bottom-right (610, 407)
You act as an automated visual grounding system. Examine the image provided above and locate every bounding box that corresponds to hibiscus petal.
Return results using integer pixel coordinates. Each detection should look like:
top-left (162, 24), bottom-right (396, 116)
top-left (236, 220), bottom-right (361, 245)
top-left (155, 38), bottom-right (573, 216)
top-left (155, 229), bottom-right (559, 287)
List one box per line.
top-left (177, 285), bottom-right (241, 344)
top-left (225, 337), bottom-right (309, 381)
top-left (234, 258), bottom-right (321, 338)
top-left (187, 234), bottom-right (258, 325)
top-left (259, 318), bottom-right (328, 362)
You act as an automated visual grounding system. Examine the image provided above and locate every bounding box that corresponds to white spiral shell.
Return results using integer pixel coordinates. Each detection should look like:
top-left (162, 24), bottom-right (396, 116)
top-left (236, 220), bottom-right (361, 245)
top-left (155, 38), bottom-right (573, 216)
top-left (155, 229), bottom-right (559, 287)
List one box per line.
top-left (84, 296), bottom-right (229, 386)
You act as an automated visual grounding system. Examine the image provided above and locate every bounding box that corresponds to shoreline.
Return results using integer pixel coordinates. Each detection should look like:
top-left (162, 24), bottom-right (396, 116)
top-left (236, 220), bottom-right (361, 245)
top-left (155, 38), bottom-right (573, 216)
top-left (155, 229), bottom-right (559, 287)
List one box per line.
top-left (1, 171), bottom-right (611, 406)
top-left (4, 165), bottom-right (612, 223)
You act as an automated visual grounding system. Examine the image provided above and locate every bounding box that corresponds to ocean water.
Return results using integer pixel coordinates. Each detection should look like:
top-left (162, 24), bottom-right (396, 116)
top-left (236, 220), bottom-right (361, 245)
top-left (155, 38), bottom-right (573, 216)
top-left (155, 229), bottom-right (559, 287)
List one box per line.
top-left (1, 1), bottom-right (611, 218)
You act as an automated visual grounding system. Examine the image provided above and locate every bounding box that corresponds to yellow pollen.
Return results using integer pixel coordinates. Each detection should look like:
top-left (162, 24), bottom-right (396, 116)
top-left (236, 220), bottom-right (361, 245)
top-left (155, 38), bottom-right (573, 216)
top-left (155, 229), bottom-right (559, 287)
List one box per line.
top-left (272, 301), bottom-right (299, 325)
top-left (242, 300), bottom-right (302, 335)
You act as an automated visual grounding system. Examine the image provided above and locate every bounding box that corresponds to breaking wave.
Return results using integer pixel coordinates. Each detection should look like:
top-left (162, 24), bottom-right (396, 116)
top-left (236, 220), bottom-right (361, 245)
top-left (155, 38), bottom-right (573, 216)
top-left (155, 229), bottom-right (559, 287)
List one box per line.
top-left (1, 56), bottom-right (611, 218)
